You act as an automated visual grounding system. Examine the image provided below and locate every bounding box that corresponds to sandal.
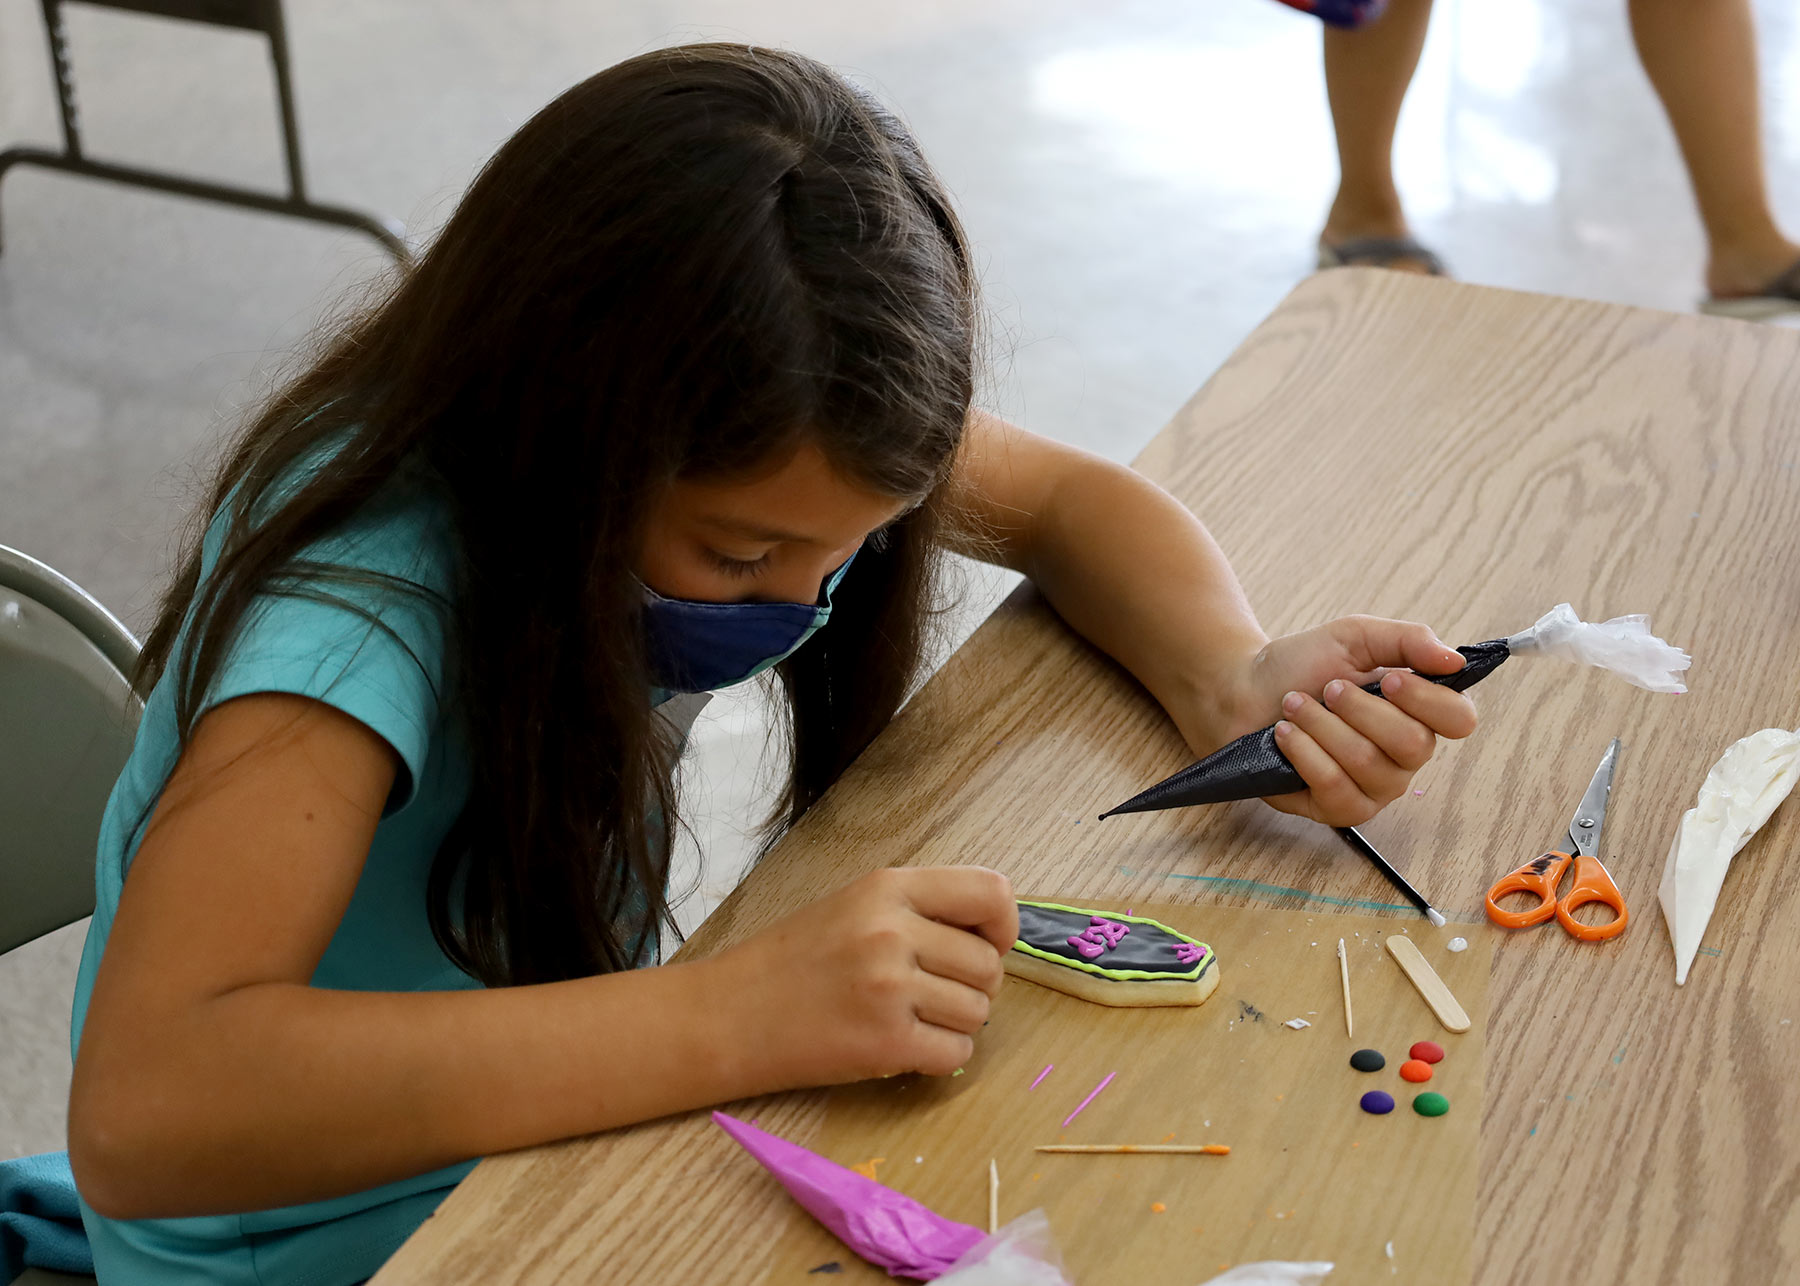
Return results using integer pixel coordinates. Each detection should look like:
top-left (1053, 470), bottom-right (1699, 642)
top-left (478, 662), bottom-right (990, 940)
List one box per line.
top-left (1700, 256), bottom-right (1800, 321)
top-left (1317, 235), bottom-right (1448, 277)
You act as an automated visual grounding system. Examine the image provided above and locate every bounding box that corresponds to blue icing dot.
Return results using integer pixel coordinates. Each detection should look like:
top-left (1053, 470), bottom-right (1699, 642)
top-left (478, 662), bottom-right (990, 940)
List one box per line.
top-left (1360, 1090), bottom-right (1396, 1115)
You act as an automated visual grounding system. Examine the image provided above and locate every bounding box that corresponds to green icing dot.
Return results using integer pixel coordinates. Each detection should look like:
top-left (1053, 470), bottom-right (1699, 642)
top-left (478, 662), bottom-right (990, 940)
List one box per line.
top-left (1413, 1092), bottom-right (1449, 1117)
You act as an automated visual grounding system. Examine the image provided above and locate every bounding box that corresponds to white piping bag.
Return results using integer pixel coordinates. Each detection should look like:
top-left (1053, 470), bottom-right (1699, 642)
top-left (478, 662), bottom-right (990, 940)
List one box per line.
top-left (1660, 727), bottom-right (1800, 984)
top-left (1193, 1265), bottom-right (1334, 1285)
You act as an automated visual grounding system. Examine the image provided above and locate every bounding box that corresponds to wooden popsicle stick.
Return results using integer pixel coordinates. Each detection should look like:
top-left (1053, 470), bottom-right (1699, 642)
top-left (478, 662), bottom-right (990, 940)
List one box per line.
top-left (1385, 935), bottom-right (1471, 1033)
top-left (1034, 1144), bottom-right (1232, 1155)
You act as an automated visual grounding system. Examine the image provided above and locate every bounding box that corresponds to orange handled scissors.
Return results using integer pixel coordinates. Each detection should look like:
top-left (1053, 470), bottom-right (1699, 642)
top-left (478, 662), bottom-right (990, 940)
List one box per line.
top-left (1485, 738), bottom-right (1629, 942)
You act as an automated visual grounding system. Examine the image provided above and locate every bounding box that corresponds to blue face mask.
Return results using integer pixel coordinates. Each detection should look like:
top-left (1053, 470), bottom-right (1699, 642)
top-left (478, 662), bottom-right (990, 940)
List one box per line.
top-left (642, 551), bottom-right (858, 694)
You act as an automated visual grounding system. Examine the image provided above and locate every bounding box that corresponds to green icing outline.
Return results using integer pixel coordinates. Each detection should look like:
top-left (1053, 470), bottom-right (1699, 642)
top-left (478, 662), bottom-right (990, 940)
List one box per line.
top-left (1010, 900), bottom-right (1216, 984)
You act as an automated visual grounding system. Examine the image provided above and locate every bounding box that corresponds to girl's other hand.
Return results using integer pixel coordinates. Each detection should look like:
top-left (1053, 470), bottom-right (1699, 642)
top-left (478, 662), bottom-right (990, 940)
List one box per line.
top-left (712, 867), bottom-right (1017, 1088)
top-left (1224, 615), bottom-right (1478, 827)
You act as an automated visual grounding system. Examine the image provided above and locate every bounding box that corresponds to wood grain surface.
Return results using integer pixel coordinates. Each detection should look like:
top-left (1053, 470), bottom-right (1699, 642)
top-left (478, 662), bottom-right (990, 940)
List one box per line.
top-left (373, 270), bottom-right (1800, 1285)
top-left (752, 902), bottom-right (1489, 1285)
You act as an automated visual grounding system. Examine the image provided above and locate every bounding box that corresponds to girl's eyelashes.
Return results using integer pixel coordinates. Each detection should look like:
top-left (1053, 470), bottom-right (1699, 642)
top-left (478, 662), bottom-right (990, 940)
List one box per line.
top-left (704, 548), bottom-right (772, 578)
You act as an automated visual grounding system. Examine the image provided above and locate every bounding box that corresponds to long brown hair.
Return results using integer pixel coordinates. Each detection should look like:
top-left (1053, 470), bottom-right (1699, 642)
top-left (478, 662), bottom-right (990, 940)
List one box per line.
top-left (136, 44), bottom-right (977, 986)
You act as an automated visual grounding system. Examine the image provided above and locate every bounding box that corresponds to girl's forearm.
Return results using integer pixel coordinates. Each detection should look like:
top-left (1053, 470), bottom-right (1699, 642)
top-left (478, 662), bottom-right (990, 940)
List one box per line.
top-left (1025, 457), bottom-right (1268, 748)
top-left (70, 954), bottom-right (757, 1220)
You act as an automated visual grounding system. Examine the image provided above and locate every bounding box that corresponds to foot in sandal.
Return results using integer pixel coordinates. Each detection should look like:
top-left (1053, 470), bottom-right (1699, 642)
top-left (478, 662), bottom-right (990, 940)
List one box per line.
top-left (1316, 234), bottom-right (1448, 277)
top-left (1701, 254), bottom-right (1800, 321)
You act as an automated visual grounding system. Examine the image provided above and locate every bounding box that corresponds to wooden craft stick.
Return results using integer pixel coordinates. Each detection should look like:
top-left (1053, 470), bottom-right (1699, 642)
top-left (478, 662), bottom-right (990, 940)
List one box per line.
top-left (1337, 938), bottom-right (1353, 1038)
top-left (1385, 935), bottom-right (1471, 1033)
top-left (988, 1159), bottom-right (998, 1234)
top-left (1034, 1144), bottom-right (1231, 1155)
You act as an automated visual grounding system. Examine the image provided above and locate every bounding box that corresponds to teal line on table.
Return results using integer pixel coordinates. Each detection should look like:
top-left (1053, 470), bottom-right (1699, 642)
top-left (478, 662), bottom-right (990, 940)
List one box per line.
top-left (1117, 865), bottom-right (1432, 916)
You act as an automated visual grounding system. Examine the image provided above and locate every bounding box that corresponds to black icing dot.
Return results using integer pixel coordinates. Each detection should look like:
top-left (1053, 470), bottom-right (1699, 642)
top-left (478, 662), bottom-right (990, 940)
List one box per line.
top-left (1349, 1048), bottom-right (1386, 1073)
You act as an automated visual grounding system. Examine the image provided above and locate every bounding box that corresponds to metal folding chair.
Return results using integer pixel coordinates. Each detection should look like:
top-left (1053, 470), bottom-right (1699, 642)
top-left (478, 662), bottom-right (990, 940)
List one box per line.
top-left (0, 544), bottom-right (142, 958)
top-left (0, 553), bottom-right (134, 1286)
top-left (0, 0), bottom-right (408, 260)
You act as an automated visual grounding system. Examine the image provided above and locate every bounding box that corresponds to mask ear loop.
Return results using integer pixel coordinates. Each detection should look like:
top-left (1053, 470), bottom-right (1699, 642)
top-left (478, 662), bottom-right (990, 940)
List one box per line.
top-left (819, 547), bottom-right (859, 602)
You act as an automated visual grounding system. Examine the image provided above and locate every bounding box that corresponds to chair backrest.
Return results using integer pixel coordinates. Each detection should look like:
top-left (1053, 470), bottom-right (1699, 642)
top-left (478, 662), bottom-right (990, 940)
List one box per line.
top-left (0, 545), bottom-right (143, 956)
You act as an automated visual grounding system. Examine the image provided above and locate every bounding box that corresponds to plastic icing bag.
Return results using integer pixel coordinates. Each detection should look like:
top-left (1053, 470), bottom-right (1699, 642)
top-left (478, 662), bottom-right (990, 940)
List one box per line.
top-left (1098, 642), bottom-right (1511, 817)
top-left (1504, 603), bottom-right (1690, 693)
top-left (1659, 726), bottom-right (1800, 984)
top-left (712, 1112), bottom-right (984, 1279)
top-left (1100, 604), bottom-right (1690, 819)
top-left (932, 1210), bottom-right (1070, 1285)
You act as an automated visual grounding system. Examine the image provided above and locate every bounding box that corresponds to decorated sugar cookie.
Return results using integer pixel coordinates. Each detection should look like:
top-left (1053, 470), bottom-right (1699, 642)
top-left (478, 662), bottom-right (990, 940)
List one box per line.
top-left (1003, 900), bottom-right (1220, 1008)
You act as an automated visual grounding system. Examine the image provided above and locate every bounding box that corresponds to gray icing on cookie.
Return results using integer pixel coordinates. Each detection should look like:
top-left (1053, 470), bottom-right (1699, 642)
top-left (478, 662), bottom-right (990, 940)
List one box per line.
top-left (1013, 901), bottom-right (1213, 980)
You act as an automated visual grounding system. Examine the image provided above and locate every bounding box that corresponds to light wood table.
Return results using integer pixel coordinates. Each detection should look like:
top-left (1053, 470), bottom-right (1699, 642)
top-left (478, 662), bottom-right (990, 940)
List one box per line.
top-left (374, 269), bottom-right (1800, 1284)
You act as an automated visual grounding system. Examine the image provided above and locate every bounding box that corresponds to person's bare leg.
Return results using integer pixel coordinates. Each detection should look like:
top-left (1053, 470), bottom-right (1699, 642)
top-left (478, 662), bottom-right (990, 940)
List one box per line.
top-left (1321, 0), bottom-right (1438, 273)
top-left (1629, 0), bottom-right (1800, 297)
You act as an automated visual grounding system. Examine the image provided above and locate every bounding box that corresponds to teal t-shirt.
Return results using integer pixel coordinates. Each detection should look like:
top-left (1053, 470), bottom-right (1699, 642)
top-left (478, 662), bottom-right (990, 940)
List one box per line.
top-left (70, 468), bottom-right (481, 1286)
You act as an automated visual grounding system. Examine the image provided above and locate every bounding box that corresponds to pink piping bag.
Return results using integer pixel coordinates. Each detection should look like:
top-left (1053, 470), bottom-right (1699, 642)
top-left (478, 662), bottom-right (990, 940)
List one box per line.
top-left (712, 1111), bottom-right (984, 1280)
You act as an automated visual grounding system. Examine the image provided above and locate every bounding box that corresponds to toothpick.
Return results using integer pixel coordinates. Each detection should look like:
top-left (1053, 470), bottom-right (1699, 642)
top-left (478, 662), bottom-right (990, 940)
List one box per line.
top-left (1035, 1144), bottom-right (1231, 1155)
top-left (988, 1159), bottom-right (998, 1234)
top-left (1338, 938), bottom-right (1353, 1038)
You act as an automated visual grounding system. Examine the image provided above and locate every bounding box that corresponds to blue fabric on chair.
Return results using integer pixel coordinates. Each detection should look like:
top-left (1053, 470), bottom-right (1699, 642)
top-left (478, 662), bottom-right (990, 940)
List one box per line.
top-left (0, 1151), bottom-right (92, 1282)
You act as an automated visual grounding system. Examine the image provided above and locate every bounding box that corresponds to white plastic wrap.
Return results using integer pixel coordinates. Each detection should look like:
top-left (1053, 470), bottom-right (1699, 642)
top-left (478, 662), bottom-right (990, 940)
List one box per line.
top-left (931, 1212), bottom-right (1333, 1286)
top-left (933, 1210), bottom-right (1070, 1285)
top-left (1659, 726), bottom-right (1800, 984)
top-left (1192, 1263), bottom-right (1335, 1285)
top-left (1504, 603), bottom-right (1690, 693)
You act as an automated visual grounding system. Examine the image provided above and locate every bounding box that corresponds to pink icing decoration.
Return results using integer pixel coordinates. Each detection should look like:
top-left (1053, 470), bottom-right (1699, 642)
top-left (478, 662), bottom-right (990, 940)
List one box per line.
top-left (1067, 916), bottom-right (1131, 958)
top-left (1091, 916), bottom-right (1130, 946)
top-left (713, 1112), bottom-right (984, 1279)
top-left (1172, 942), bottom-right (1205, 964)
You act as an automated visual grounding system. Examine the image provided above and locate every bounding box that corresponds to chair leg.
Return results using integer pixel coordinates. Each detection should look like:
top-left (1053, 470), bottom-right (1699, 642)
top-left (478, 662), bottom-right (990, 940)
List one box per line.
top-left (266, 0), bottom-right (308, 203)
top-left (0, 0), bottom-right (408, 261)
top-left (43, 0), bottom-right (85, 160)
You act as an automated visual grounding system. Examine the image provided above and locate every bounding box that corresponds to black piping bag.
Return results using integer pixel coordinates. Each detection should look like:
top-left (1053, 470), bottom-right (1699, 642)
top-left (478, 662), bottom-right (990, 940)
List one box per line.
top-left (1097, 604), bottom-right (1690, 819)
top-left (1097, 640), bottom-right (1513, 818)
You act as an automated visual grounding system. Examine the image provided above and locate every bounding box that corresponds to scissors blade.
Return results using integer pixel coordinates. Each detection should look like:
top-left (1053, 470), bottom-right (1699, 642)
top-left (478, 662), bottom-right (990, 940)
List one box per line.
top-left (1566, 738), bottom-right (1620, 858)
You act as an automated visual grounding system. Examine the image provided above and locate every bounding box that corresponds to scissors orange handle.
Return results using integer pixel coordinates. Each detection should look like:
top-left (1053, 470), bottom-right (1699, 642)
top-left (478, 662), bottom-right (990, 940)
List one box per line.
top-left (1485, 851), bottom-right (1629, 941)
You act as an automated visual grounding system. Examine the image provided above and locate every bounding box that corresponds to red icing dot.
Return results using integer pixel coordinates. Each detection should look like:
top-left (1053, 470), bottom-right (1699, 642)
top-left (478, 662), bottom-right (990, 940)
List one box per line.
top-left (1409, 1040), bottom-right (1445, 1064)
top-left (1399, 1059), bottom-right (1433, 1083)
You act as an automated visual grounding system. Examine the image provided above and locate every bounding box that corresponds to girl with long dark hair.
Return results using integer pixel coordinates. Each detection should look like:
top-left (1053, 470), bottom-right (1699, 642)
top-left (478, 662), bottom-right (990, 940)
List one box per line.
top-left (64, 43), bottom-right (1475, 1284)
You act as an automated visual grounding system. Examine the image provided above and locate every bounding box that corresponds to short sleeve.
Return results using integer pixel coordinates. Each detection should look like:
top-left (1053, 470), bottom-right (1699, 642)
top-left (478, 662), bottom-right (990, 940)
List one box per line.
top-left (193, 486), bottom-right (458, 814)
